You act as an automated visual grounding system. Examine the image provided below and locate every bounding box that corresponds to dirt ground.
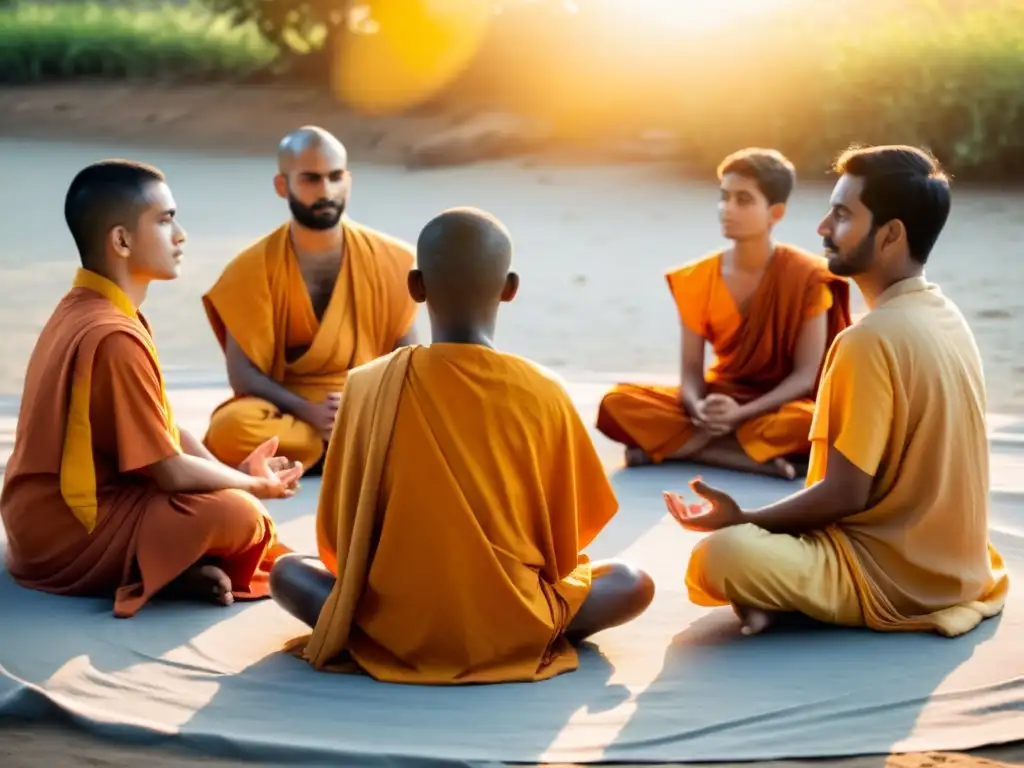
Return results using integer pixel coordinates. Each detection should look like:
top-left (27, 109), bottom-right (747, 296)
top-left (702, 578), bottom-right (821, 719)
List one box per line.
top-left (0, 84), bottom-right (1022, 768)
top-left (0, 83), bottom-right (650, 166)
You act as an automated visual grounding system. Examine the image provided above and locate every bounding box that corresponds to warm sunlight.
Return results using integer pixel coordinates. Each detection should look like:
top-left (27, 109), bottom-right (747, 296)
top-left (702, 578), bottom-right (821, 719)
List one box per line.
top-left (589, 0), bottom-right (799, 31)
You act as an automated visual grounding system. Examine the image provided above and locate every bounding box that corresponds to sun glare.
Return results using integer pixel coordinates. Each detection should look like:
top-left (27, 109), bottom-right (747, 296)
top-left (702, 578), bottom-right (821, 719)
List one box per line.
top-left (599, 0), bottom-right (796, 31)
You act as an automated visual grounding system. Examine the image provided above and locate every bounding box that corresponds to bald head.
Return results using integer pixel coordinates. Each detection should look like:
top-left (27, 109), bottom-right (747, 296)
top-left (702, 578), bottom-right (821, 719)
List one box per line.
top-left (411, 207), bottom-right (518, 324)
top-left (277, 125), bottom-right (347, 174)
top-left (274, 126), bottom-right (351, 230)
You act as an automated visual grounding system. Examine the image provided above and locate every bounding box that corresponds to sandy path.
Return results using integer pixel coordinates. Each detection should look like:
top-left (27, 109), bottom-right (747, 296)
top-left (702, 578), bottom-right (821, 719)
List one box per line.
top-left (1, 139), bottom-right (1022, 417)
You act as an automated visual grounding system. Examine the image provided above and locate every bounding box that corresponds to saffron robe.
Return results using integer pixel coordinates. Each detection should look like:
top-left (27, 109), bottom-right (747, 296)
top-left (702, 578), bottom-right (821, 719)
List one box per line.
top-left (597, 244), bottom-right (851, 463)
top-left (202, 219), bottom-right (417, 468)
top-left (0, 269), bottom-right (282, 617)
top-left (287, 344), bottom-right (619, 683)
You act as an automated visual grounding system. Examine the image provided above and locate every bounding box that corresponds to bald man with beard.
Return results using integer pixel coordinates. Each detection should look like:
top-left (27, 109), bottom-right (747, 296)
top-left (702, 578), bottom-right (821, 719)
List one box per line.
top-left (202, 126), bottom-right (420, 473)
top-left (269, 208), bottom-right (654, 684)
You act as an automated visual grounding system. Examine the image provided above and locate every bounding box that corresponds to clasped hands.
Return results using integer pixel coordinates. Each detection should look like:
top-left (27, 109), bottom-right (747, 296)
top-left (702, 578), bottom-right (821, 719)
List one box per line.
top-left (691, 393), bottom-right (743, 436)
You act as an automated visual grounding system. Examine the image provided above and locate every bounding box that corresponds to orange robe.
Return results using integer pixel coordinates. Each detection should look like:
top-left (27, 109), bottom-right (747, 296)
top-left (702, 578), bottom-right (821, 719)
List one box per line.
top-left (202, 219), bottom-right (417, 469)
top-left (286, 344), bottom-right (618, 684)
top-left (597, 245), bottom-right (851, 463)
top-left (0, 269), bottom-right (282, 617)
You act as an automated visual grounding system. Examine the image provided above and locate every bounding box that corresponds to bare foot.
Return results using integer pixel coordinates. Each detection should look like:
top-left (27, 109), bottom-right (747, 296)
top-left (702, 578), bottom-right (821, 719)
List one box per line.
top-left (770, 457), bottom-right (797, 480)
top-left (165, 564), bottom-right (234, 606)
top-left (624, 447), bottom-right (653, 467)
top-left (732, 603), bottom-right (777, 636)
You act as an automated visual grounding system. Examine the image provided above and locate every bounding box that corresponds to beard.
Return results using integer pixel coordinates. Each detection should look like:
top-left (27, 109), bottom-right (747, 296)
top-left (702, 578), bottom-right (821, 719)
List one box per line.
top-left (825, 230), bottom-right (876, 277)
top-left (288, 194), bottom-right (345, 230)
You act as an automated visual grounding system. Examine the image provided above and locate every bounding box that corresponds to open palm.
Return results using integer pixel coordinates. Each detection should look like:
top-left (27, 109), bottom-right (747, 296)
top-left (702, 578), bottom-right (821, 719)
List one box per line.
top-left (663, 478), bottom-right (745, 532)
top-left (239, 437), bottom-right (303, 491)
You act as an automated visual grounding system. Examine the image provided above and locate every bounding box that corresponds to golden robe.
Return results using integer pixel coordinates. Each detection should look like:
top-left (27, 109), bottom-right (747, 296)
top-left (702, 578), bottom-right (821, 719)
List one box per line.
top-left (287, 344), bottom-right (619, 683)
top-left (202, 219), bottom-right (417, 468)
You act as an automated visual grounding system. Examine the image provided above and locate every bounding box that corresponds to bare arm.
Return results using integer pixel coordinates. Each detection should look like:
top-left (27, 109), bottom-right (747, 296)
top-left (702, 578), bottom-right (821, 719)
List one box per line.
top-left (679, 325), bottom-right (708, 417)
top-left (147, 452), bottom-right (261, 495)
top-left (225, 332), bottom-right (312, 418)
top-left (742, 445), bottom-right (873, 533)
top-left (178, 427), bottom-right (221, 463)
top-left (737, 310), bottom-right (828, 421)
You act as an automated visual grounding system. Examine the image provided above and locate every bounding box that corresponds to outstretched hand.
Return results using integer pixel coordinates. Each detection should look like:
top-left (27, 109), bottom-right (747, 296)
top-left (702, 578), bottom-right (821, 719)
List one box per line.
top-left (663, 477), bottom-right (745, 532)
top-left (238, 437), bottom-right (303, 498)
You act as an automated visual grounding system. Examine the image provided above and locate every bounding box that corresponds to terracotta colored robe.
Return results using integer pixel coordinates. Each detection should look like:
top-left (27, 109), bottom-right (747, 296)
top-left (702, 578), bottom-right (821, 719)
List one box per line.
top-left (597, 245), bottom-right (851, 463)
top-left (286, 344), bottom-right (619, 684)
top-left (202, 219), bottom-right (417, 469)
top-left (684, 277), bottom-right (1008, 637)
top-left (1, 269), bottom-right (282, 617)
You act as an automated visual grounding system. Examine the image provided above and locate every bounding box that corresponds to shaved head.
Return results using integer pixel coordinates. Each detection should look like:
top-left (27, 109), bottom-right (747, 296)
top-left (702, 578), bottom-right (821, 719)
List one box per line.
top-left (274, 126), bottom-right (351, 230)
top-left (410, 207), bottom-right (518, 328)
top-left (276, 125), bottom-right (347, 174)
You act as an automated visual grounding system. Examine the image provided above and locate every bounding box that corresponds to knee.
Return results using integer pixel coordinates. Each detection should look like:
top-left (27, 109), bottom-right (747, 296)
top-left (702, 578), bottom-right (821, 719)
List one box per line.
top-left (197, 488), bottom-right (270, 534)
top-left (204, 399), bottom-right (263, 459)
top-left (207, 398), bottom-right (264, 438)
top-left (269, 553), bottom-right (316, 596)
top-left (630, 566), bottom-right (656, 611)
top-left (597, 387), bottom-right (634, 418)
top-left (596, 388), bottom-right (639, 439)
top-left (694, 524), bottom-right (767, 565)
top-left (687, 524), bottom-right (769, 594)
top-left (595, 560), bottom-right (656, 610)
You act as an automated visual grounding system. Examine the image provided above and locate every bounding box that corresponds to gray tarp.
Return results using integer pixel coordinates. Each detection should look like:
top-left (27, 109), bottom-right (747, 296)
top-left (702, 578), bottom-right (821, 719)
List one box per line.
top-left (1, 384), bottom-right (1021, 765)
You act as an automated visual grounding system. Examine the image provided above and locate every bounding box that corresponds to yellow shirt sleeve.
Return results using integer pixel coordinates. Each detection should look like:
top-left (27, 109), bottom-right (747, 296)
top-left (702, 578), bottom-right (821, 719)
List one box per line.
top-left (804, 283), bottom-right (834, 319)
top-left (809, 327), bottom-right (893, 476)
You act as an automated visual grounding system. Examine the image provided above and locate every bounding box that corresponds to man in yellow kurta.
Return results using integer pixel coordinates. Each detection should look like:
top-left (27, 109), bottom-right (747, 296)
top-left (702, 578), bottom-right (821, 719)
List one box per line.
top-left (269, 207), bottom-right (656, 684)
top-left (202, 126), bottom-right (418, 471)
top-left (666, 145), bottom-right (1008, 638)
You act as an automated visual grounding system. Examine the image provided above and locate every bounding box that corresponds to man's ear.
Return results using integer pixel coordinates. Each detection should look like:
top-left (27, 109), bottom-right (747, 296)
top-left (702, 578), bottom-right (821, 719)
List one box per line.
top-left (273, 174), bottom-right (288, 200)
top-left (407, 269), bottom-right (427, 303)
top-left (881, 218), bottom-right (907, 253)
top-left (110, 225), bottom-right (131, 259)
top-left (501, 271), bottom-right (519, 303)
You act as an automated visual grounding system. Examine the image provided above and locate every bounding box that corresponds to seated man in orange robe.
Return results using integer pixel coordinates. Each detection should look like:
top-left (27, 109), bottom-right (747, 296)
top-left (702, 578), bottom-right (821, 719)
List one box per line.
top-left (268, 207), bottom-right (656, 684)
top-left (597, 148), bottom-right (851, 479)
top-left (202, 126), bottom-right (418, 473)
top-left (0, 160), bottom-right (301, 617)
top-left (667, 145), bottom-right (1007, 638)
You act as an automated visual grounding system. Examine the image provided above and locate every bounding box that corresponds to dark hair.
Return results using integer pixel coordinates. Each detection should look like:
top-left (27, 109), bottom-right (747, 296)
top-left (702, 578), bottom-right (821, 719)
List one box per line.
top-left (63, 160), bottom-right (165, 267)
top-left (833, 144), bottom-right (950, 265)
top-left (716, 147), bottom-right (796, 205)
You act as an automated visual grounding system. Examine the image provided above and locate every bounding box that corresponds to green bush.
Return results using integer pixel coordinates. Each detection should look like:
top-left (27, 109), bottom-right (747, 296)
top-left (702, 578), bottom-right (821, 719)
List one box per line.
top-left (0, 1), bottom-right (277, 82)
